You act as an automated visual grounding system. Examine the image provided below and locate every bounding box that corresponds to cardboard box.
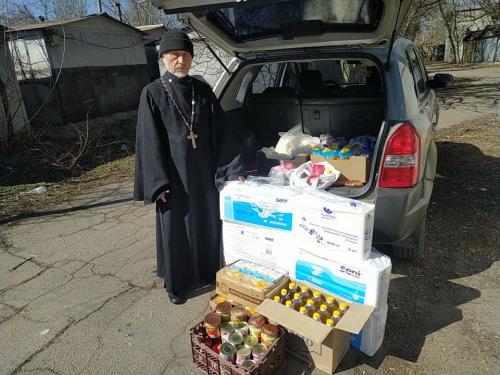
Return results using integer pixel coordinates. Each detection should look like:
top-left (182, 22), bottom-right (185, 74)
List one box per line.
top-left (222, 221), bottom-right (296, 272)
top-left (220, 182), bottom-right (299, 232)
top-left (215, 260), bottom-right (290, 308)
top-left (310, 154), bottom-right (369, 183)
top-left (256, 285), bottom-right (374, 374)
top-left (293, 189), bottom-right (375, 261)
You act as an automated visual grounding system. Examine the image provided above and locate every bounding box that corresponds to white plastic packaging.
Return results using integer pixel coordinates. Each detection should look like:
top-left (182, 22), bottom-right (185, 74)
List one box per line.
top-left (261, 124), bottom-right (320, 159)
top-left (350, 303), bottom-right (388, 356)
top-left (222, 221), bottom-right (294, 272)
top-left (289, 161), bottom-right (340, 190)
top-left (291, 247), bottom-right (391, 308)
top-left (293, 189), bottom-right (375, 260)
top-left (220, 181), bottom-right (300, 232)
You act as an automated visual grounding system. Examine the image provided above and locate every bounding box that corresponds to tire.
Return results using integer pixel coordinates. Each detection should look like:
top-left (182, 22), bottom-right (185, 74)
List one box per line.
top-left (391, 215), bottom-right (426, 261)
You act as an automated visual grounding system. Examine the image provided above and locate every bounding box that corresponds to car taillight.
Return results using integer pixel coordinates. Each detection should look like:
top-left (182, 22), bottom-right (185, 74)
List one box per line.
top-left (379, 123), bottom-right (420, 188)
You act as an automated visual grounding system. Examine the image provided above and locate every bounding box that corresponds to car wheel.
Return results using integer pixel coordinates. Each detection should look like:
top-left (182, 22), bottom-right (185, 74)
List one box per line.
top-left (392, 215), bottom-right (426, 261)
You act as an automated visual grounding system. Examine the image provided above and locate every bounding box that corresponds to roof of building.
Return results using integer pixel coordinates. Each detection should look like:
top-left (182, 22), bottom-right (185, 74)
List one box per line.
top-left (463, 25), bottom-right (500, 41)
top-left (9, 13), bottom-right (143, 34)
top-left (136, 24), bottom-right (167, 32)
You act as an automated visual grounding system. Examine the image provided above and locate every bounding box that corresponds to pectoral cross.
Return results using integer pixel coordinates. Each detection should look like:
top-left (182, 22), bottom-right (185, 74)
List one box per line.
top-left (187, 131), bottom-right (198, 149)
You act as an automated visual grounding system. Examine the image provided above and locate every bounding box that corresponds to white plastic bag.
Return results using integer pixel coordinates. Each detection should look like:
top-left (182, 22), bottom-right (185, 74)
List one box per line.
top-left (261, 125), bottom-right (320, 159)
top-left (268, 161), bottom-right (295, 185)
top-left (289, 161), bottom-right (340, 190)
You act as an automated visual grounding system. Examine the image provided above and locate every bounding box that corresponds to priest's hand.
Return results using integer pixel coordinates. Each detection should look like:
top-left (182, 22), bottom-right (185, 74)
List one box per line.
top-left (238, 176), bottom-right (245, 182)
top-left (157, 190), bottom-right (170, 203)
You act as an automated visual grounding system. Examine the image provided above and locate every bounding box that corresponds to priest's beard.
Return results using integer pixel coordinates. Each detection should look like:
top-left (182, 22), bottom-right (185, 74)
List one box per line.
top-left (165, 64), bottom-right (189, 79)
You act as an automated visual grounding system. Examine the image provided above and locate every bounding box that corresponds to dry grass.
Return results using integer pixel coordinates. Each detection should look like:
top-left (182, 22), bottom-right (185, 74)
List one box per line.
top-left (0, 112), bottom-right (137, 221)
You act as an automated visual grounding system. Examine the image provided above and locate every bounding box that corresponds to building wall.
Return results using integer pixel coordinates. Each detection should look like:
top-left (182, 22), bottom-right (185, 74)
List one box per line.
top-left (0, 38), bottom-right (29, 151)
top-left (474, 35), bottom-right (500, 63)
top-left (13, 16), bottom-right (149, 125)
top-left (47, 18), bottom-right (146, 69)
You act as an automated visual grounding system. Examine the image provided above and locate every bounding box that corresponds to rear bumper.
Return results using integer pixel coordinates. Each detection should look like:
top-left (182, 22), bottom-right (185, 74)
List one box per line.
top-left (361, 177), bottom-right (433, 245)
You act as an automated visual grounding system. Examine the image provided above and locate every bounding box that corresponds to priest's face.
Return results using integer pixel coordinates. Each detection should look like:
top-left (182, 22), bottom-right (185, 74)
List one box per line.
top-left (162, 50), bottom-right (193, 78)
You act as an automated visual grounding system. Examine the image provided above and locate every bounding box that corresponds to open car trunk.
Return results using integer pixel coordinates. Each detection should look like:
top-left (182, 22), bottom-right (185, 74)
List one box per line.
top-left (222, 57), bottom-right (386, 197)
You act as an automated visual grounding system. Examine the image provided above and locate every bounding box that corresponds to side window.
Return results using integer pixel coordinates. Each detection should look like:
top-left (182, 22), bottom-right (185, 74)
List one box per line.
top-left (281, 62), bottom-right (301, 91)
top-left (251, 63), bottom-right (280, 94)
top-left (407, 48), bottom-right (427, 99)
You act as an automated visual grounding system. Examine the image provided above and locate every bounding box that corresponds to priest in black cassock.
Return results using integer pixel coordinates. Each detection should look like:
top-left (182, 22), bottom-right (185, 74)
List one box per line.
top-left (134, 30), bottom-right (245, 304)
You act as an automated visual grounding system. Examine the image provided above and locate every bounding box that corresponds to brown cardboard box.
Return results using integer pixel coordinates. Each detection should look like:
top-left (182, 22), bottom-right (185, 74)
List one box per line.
top-left (215, 262), bottom-right (290, 308)
top-left (256, 283), bottom-right (374, 374)
top-left (310, 154), bottom-right (369, 183)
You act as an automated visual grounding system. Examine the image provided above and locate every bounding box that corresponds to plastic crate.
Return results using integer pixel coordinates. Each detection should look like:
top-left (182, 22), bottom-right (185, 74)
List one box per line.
top-left (190, 321), bottom-right (285, 375)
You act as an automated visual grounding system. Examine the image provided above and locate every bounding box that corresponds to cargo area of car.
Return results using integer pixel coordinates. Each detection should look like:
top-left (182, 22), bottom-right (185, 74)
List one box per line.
top-left (222, 57), bottom-right (386, 196)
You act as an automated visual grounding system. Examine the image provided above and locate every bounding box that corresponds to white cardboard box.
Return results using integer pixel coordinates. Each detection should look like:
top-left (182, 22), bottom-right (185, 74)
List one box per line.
top-left (293, 189), bottom-right (375, 260)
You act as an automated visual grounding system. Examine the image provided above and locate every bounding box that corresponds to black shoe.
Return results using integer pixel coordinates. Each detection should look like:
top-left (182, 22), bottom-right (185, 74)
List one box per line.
top-left (168, 293), bottom-right (186, 305)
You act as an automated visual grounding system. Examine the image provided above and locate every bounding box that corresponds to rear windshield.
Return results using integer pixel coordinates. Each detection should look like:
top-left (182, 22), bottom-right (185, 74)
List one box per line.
top-left (201, 0), bottom-right (384, 42)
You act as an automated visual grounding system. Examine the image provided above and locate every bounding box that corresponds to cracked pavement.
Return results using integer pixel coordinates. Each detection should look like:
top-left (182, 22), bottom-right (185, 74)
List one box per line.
top-left (0, 182), bottom-right (210, 375)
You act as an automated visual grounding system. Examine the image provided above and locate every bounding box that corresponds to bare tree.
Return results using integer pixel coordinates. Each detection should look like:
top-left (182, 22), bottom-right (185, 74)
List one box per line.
top-left (53, 0), bottom-right (87, 19)
top-left (401, 0), bottom-right (440, 40)
top-left (437, 0), bottom-right (493, 63)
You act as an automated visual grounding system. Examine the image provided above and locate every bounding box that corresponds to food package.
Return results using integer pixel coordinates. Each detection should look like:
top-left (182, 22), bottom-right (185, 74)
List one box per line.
top-left (291, 248), bottom-right (392, 309)
top-left (289, 161), bottom-right (340, 190)
top-left (220, 259), bottom-right (286, 291)
top-left (293, 189), bottom-right (374, 260)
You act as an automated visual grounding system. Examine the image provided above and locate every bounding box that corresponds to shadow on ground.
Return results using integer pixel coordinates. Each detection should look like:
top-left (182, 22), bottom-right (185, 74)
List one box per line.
top-left (433, 77), bottom-right (499, 113)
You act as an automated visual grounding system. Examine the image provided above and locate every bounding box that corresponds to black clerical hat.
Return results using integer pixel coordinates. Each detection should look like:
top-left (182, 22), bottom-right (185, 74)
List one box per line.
top-left (159, 30), bottom-right (194, 57)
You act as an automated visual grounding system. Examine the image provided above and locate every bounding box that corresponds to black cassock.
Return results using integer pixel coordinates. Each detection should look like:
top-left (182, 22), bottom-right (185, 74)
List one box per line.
top-left (134, 71), bottom-right (245, 296)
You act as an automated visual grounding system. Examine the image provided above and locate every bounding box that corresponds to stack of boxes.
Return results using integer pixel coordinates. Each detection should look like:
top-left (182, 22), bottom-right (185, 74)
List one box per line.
top-left (219, 181), bottom-right (392, 372)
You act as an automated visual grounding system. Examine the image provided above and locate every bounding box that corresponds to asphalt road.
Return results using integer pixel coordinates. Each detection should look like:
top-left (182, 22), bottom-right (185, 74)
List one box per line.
top-left (427, 63), bottom-right (499, 128)
top-left (1, 65), bottom-right (499, 375)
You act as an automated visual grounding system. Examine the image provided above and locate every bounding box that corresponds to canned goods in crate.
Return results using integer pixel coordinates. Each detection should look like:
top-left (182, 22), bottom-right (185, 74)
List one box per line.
top-left (248, 314), bottom-right (267, 340)
top-left (261, 324), bottom-right (279, 347)
top-left (228, 331), bottom-right (244, 347)
top-left (241, 359), bottom-right (256, 369)
top-left (234, 321), bottom-right (249, 337)
top-left (243, 335), bottom-right (258, 349)
top-left (220, 322), bottom-right (234, 343)
top-left (219, 342), bottom-right (236, 363)
top-left (251, 343), bottom-right (267, 362)
top-left (236, 347), bottom-right (251, 365)
top-left (231, 305), bottom-right (248, 323)
top-left (204, 313), bottom-right (221, 339)
top-left (215, 301), bottom-right (232, 322)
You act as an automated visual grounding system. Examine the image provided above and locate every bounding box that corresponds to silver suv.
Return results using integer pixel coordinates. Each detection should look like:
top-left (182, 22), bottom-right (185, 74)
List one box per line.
top-left (150, 0), bottom-right (454, 260)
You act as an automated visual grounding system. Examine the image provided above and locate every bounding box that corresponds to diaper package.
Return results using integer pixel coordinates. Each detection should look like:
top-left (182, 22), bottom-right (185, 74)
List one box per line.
top-left (222, 221), bottom-right (294, 272)
top-left (351, 303), bottom-right (388, 356)
top-left (291, 247), bottom-right (391, 308)
top-left (293, 189), bottom-right (375, 260)
top-left (220, 181), bottom-right (299, 231)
